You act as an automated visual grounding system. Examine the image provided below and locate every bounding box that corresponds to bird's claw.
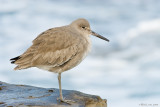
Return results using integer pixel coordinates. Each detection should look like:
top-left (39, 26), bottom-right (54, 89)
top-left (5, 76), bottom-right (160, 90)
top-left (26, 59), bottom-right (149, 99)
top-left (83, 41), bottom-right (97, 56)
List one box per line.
top-left (57, 97), bottom-right (75, 104)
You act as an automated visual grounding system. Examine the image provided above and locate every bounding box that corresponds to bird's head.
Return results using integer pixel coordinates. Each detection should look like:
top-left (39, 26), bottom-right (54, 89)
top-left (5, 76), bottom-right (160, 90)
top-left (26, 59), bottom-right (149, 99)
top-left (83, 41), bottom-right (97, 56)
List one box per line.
top-left (70, 18), bottom-right (109, 42)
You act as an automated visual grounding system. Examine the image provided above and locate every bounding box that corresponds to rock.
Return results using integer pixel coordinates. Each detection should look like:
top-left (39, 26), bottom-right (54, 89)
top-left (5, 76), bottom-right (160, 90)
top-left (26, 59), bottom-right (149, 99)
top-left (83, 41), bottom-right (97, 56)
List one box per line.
top-left (0, 81), bottom-right (107, 107)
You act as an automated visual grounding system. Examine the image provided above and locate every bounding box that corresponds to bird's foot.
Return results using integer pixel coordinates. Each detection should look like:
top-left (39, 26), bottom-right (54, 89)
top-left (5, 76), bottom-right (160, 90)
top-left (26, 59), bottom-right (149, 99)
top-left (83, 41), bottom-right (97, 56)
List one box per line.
top-left (57, 97), bottom-right (75, 104)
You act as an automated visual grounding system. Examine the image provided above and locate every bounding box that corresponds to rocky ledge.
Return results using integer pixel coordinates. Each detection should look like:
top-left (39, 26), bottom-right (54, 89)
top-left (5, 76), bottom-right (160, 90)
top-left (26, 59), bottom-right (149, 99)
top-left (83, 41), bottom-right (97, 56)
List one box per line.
top-left (0, 81), bottom-right (107, 107)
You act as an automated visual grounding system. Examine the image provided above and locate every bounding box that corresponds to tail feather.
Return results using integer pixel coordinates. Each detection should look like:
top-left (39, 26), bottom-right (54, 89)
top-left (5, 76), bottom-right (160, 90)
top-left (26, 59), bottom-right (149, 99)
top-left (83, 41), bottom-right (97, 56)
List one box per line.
top-left (10, 55), bottom-right (32, 70)
top-left (14, 54), bottom-right (32, 65)
top-left (14, 64), bottom-right (31, 70)
top-left (10, 56), bottom-right (20, 64)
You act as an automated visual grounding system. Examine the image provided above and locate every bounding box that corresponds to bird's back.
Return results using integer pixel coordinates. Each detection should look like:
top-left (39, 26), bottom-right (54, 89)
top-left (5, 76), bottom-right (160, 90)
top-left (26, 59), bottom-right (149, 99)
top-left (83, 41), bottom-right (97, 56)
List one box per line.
top-left (11, 26), bottom-right (91, 73)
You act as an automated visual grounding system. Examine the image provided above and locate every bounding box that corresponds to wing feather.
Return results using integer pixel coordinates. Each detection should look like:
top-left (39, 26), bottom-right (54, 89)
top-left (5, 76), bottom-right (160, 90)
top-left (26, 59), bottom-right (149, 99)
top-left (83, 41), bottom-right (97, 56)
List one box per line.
top-left (13, 26), bottom-right (82, 70)
top-left (30, 27), bottom-right (80, 67)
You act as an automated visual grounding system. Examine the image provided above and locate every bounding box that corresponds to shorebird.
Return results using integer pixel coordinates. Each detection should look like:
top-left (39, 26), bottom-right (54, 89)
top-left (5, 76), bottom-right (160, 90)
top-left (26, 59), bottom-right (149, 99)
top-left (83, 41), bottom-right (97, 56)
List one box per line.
top-left (10, 18), bottom-right (109, 103)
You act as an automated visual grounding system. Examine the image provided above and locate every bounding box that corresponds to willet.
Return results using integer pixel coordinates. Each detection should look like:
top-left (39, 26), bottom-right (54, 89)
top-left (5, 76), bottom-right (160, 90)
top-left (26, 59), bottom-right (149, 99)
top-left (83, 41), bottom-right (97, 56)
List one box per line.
top-left (10, 18), bottom-right (109, 103)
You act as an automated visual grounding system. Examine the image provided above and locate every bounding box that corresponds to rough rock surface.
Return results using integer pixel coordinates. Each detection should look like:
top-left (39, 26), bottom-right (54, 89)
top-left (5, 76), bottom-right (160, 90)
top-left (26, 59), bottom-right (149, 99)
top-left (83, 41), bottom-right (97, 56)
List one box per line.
top-left (0, 81), bottom-right (107, 107)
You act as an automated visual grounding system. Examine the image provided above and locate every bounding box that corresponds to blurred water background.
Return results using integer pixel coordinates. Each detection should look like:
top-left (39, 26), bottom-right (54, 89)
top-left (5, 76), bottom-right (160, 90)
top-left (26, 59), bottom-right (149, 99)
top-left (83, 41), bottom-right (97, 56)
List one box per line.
top-left (0, 0), bottom-right (160, 107)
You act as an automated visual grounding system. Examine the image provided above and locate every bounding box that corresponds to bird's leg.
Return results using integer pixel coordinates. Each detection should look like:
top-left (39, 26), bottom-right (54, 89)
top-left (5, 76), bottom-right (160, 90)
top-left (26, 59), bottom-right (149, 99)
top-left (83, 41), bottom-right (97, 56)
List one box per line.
top-left (58, 73), bottom-right (63, 100)
top-left (57, 73), bottom-right (75, 104)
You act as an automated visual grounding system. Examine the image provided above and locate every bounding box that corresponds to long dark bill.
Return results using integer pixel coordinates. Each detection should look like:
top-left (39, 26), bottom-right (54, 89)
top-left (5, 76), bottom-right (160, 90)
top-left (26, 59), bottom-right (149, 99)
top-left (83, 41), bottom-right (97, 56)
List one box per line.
top-left (91, 31), bottom-right (109, 42)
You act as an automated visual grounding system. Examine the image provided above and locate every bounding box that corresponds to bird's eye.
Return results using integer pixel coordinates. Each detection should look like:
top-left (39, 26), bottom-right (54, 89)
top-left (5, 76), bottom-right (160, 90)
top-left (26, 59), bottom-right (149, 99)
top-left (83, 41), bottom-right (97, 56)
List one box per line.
top-left (82, 26), bottom-right (85, 29)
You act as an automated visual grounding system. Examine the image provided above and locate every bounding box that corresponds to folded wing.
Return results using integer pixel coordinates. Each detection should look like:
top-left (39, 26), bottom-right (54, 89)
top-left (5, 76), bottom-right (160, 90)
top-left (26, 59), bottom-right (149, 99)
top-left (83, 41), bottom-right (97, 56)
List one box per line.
top-left (12, 27), bottom-right (80, 70)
